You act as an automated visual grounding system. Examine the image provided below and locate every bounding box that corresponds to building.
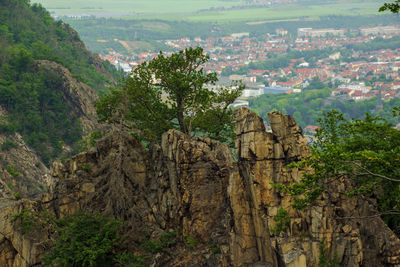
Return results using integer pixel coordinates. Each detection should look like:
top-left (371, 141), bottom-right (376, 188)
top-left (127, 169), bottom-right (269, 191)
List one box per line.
top-left (229, 75), bottom-right (256, 83)
top-left (230, 100), bottom-right (249, 109)
top-left (276, 28), bottom-right (288, 36)
top-left (231, 32), bottom-right (250, 39)
top-left (297, 28), bottom-right (345, 37)
top-left (360, 25), bottom-right (400, 36)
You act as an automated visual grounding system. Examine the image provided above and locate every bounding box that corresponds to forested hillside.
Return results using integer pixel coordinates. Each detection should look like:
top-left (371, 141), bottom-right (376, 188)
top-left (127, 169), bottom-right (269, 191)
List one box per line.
top-left (0, 0), bottom-right (122, 164)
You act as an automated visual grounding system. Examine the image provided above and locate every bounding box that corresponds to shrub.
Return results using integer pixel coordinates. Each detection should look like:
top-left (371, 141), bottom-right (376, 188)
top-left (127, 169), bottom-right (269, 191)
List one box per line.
top-left (114, 252), bottom-right (146, 267)
top-left (319, 241), bottom-right (339, 267)
top-left (1, 139), bottom-right (18, 151)
top-left (270, 208), bottom-right (290, 234)
top-left (42, 212), bottom-right (121, 267)
top-left (11, 209), bottom-right (37, 234)
top-left (7, 165), bottom-right (20, 177)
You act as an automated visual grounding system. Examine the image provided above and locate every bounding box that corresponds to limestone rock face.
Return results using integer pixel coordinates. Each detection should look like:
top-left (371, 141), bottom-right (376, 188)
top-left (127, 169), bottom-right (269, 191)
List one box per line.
top-left (1, 108), bottom-right (400, 266)
top-left (233, 108), bottom-right (400, 267)
top-left (159, 130), bottom-right (232, 242)
top-left (0, 199), bottom-right (47, 267)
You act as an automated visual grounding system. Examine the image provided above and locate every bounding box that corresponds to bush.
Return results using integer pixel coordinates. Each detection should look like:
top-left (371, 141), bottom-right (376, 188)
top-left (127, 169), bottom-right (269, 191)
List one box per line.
top-left (319, 241), bottom-right (339, 267)
top-left (7, 165), bottom-right (20, 177)
top-left (11, 209), bottom-right (37, 234)
top-left (42, 212), bottom-right (121, 267)
top-left (270, 208), bottom-right (290, 234)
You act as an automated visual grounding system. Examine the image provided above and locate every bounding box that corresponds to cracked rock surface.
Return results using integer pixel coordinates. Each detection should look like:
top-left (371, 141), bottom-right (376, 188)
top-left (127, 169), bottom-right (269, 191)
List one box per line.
top-left (1, 108), bottom-right (400, 266)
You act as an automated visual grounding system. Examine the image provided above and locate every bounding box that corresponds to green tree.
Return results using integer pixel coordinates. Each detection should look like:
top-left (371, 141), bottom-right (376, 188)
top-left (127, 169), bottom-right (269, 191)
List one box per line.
top-left (96, 47), bottom-right (244, 143)
top-left (42, 213), bottom-right (121, 267)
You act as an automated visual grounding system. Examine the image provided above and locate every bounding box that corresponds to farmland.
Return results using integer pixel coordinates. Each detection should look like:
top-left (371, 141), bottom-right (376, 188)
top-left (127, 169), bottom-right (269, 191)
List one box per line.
top-left (31, 0), bottom-right (384, 22)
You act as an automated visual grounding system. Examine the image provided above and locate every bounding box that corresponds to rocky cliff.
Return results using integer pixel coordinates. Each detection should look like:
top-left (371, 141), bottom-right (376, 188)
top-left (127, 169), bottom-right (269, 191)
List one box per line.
top-left (0, 0), bottom-right (121, 198)
top-left (0, 59), bottom-right (101, 199)
top-left (1, 108), bottom-right (399, 267)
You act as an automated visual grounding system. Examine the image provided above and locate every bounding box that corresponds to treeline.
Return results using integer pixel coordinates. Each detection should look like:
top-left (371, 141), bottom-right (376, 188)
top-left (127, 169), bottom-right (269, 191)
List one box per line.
top-left (249, 87), bottom-right (400, 128)
top-left (65, 15), bottom-right (397, 54)
top-left (0, 0), bottom-right (121, 164)
top-left (222, 48), bottom-right (334, 76)
top-left (347, 36), bottom-right (400, 52)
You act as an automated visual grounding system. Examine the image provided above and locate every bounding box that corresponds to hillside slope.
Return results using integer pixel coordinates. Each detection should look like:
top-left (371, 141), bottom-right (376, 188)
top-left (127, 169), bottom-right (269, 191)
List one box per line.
top-left (0, 0), bottom-right (123, 196)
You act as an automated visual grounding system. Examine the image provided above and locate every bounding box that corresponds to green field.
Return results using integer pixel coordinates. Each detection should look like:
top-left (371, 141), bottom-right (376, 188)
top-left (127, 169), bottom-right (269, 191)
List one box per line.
top-left (31, 0), bottom-right (385, 22)
top-left (185, 2), bottom-right (382, 22)
top-left (31, 0), bottom-right (243, 18)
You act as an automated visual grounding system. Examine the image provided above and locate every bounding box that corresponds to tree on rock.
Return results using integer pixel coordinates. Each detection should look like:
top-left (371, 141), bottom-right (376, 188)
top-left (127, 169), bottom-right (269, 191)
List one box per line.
top-left (96, 47), bottom-right (244, 143)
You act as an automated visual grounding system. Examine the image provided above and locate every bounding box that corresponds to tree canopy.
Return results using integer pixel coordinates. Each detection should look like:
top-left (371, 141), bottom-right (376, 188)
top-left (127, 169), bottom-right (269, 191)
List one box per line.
top-left (96, 47), bottom-right (244, 143)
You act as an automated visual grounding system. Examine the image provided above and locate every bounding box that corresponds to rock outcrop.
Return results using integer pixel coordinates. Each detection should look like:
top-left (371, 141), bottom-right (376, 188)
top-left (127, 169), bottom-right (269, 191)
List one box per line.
top-left (0, 57), bottom-right (103, 198)
top-left (233, 108), bottom-right (400, 267)
top-left (1, 108), bottom-right (400, 266)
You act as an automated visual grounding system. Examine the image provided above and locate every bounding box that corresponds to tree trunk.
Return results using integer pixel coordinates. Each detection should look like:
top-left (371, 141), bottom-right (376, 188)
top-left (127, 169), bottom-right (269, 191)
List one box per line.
top-left (177, 97), bottom-right (186, 134)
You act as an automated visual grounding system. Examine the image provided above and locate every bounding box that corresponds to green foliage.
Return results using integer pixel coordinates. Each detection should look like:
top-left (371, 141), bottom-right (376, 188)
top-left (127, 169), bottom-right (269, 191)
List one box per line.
top-left (11, 209), bottom-right (139, 267)
top-left (81, 164), bottom-right (89, 172)
top-left (78, 130), bottom-right (104, 151)
top-left (274, 108), bottom-right (400, 233)
top-left (13, 192), bottom-right (21, 200)
top-left (140, 240), bottom-right (164, 254)
top-left (250, 89), bottom-right (400, 129)
top-left (319, 242), bottom-right (339, 267)
top-left (348, 36), bottom-right (400, 52)
top-left (114, 252), bottom-right (146, 267)
top-left (42, 212), bottom-right (121, 267)
top-left (0, 0), bottom-right (122, 164)
top-left (183, 233), bottom-right (199, 251)
top-left (96, 47), bottom-right (243, 143)
top-left (1, 139), bottom-right (18, 151)
top-left (11, 208), bottom-right (36, 234)
top-left (270, 208), bottom-right (290, 234)
top-left (87, 131), bottom-right (103, 147)
top-left (208, 240), bottom-right (221, 254)
top-left (7, 165), bottom-right (20, 177)
top-left (379, 1), bottom-right (400, 13)
top-left (159, 230), bottom-right (177, 247)
top-left (140, 230), bottom-right (177, 254)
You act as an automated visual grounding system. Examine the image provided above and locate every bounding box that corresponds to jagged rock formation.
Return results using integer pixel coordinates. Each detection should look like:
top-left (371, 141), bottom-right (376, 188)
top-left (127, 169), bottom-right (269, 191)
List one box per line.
top-left (233, 109), bottom-right (400, 267)
top-left (1, 108), bottom-right (400, 266)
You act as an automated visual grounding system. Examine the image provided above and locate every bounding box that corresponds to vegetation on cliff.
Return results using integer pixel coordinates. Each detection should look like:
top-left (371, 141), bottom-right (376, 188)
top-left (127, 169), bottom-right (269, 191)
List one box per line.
top-left (96, 47), bottom-right (243, 143)
top-left (0, 0), bottom-right (122, 164)
top-left (275, 108), bottom-right (400, 234)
